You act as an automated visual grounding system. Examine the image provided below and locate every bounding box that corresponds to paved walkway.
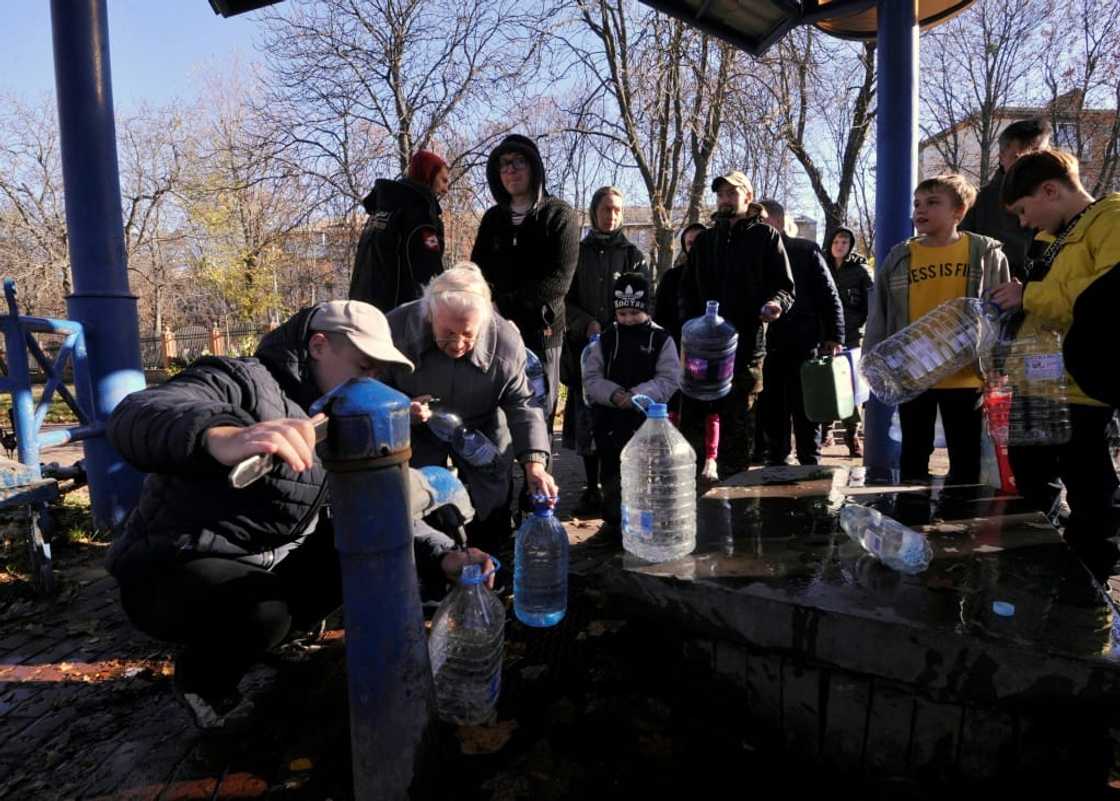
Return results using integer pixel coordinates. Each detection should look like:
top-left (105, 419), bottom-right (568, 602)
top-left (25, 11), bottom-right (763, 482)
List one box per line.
top-left (0, 436), bottom-right (875, 800)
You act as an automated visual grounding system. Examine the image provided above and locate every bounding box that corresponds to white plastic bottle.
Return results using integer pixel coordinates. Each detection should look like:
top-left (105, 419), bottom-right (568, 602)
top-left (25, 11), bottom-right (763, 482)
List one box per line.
top-left (839, 504), bottom-right (932, 575)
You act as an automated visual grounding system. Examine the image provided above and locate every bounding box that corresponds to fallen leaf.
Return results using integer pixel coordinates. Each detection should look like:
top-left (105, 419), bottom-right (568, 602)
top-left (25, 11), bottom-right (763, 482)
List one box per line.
top-left (289, 758), bottom-right (313, 772)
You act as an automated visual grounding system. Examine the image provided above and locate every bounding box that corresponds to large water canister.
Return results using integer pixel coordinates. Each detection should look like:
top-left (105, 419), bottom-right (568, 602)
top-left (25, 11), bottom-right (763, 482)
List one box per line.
top-left (680, 301), bottom-right (738, 401)
top-left (513, 497), bottom-right (569, 627)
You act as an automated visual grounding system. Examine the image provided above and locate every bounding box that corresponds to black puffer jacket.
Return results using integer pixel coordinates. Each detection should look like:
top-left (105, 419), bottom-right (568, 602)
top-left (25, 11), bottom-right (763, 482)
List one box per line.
top-left (470, 135), bottom-right (580, 352)
top-left (766, 234), bottom-right (845, 357)
top-left (106, 309), bottom-right (325, 572)
top-left (825, 227), bottom-right (873, 349)
top-left (566, 229), bottom-right (648, 342)
top-left (679, 215), bottom-right (795, 369)
top-left (349, 178), bottom-right (445, 311)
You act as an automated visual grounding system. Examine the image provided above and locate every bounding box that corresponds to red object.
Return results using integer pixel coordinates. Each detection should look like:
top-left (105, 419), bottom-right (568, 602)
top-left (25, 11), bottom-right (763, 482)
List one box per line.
top-left (982, 387), bottom-right (1017, 494)
top-left (407, 150), bottom-right (449, 187)
top-left (705, 413), bottom-right (720, 460)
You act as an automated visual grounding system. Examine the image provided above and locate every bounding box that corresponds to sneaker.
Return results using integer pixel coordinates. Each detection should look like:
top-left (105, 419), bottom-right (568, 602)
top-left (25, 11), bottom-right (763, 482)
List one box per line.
top-left (574, 486), bottom-right (603, 517)
top-left (173, 667), bottom-right (250, 732)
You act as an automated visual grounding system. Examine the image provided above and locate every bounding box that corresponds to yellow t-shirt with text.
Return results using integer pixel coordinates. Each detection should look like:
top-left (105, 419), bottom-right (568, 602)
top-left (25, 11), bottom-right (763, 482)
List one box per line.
top-left (907, 234), bottom-right (981, 389)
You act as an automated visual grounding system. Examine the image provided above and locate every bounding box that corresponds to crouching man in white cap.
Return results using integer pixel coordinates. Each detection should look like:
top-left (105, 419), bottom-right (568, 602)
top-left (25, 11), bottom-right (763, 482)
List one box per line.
top-left (105, 300), bottom-right (490, 730)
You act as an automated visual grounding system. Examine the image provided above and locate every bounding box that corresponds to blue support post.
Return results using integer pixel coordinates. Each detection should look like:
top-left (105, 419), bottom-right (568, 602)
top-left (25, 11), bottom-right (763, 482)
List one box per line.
top-left (50, 0), bottom-right (146, 527)
top-left (864, 0), bottom-right (917, 483)
top-left (314, 378), bottom-right (434, 801)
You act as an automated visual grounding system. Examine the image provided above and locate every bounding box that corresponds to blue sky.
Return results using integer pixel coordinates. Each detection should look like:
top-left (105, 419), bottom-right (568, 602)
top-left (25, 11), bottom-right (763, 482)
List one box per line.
top-left (1, 0), bottom-right (262, 108)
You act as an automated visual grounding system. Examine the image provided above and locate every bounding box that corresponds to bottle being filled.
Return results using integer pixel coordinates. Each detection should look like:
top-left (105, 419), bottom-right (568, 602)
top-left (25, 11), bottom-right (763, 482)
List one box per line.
top-left (861, 297), bottom-right (1002, 406)
top-left (998, 328), bottom-right (1072, 446)
top-left (427, 408), bottom-right (501, 468)
top-left (580, 333), bottom-right (600, 407)
top-left (428, 561), bottom-right (505, 725)
top-left (839, 504), bottom-right (932, 575)
top-left (620, 398), bottom-right (697, 562)
top-left (680, 300), bottom-right (738, 401)
top-left (514, 495), bottom-right (569, 627)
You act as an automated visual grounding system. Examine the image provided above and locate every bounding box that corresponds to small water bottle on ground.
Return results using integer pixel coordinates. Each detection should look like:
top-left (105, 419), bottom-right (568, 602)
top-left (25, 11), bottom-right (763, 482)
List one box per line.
top-left (514, 496), bottom-right (569, 627)
top-left (428, 560), bottom-right (505, 725)
top-left (580, 334), bottom-right (600, 407)
top-left (839, 504), bottom-right (932, 575)
top-left (680, 300), bottom-right (738, 401)
top-left (525, 348), bottom-right (548, 410)
top-left (861, 298), bottom-right (1001, 405)
top-left (620, 397), bottom-right (697, 562)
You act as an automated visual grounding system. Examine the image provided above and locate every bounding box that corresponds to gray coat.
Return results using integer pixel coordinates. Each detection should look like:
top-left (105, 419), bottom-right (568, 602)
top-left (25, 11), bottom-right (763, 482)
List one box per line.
top-left (385, 300), bottom-right (551, 518)
top-left (582, 331), bottom-right (680, 407)
top-left (864, 233), bottom-right (1010, 351)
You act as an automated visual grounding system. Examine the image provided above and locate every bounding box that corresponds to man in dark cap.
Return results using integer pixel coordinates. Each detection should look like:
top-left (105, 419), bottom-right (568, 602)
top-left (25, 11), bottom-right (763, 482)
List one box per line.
top-left (678, 171), bottom-right (795, 477)
top-left (471, 135), bottom-right (580, 432)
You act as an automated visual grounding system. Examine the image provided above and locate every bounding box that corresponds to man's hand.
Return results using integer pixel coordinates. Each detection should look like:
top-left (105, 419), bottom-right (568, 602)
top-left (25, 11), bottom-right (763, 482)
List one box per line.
top-left (206, 414), bottom-right (324, 472)
top-left (587, 320), bottom-right (602, 339)
top-left (524, 461), bottom-right (559, 501)
top-left (610, 388), bottom-right (633, 409)
top-left (760, 301), bottom-right (782, 322)
top-left (439, 547), bottom-right (496, 590)
top-left (991, 279), bottom-right (1024, 312)
top-left (822, 341), bottom-right (843, 356)
top-left (410, 394), bottom-right (434, 423)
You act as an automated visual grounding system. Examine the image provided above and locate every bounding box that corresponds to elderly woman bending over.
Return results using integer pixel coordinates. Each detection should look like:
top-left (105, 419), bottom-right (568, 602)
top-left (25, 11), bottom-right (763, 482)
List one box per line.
top-left (385, 263), bottom-right (558, 551)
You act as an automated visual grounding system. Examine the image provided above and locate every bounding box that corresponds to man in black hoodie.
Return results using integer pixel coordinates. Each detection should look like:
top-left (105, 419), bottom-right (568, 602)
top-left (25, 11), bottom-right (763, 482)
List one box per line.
top-left (105, 300), bottom-right (490, 730)
top-left (350, 150), bottom-right (450, 311)
top-left (471, 135), bottom-right (580, 431)
top-left (757, 200), bottom-right (844, 466)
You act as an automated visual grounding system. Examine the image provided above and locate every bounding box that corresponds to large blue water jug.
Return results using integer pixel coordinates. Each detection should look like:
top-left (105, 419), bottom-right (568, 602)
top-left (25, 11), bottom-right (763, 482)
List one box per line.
top-left (680, 301), bottom-right (738, 400)
top-left (428, 560), bottom-right (505, 725)
top-left (514, 497), bottom-right (569, 627)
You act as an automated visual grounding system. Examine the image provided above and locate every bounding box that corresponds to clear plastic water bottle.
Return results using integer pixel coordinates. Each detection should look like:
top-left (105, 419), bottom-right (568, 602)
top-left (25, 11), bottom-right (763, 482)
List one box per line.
top-left (428, 560), bottom-right (505, 726)
top-left (580, 334), bottom-right (600, 407)
top-left (839, 504), bottom-right (932, 575)
top-left (427, 409), bottom-right (501, 468)
top-left (1000, 329), bottom-right (1072, 446)
top-left (524, 348), bottom-right (548, 410)
top-left (680, 300), bottom-right (739, 401)
top-left (861, 298), bottom-right (1001, 405)
top-left (620, 399), bottom-right (697, 562)
top-left (514, 496), bottom-right (568, 627)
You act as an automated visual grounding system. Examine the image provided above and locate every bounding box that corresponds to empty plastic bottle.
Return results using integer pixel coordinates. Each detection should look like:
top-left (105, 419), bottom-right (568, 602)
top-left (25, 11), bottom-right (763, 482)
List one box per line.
top-left (427, 409), bottom-right (501, 468)
top-left (620, 398), bottom-right (697, 562)
top-left (525, 348), bottom-right (548, 410)
top-left (680, 300), bottom-right (739, 401)
top-left (514, 496), bottom-right (569, 627)
top-left (580, 334), bottom-right (600, 407)
top-left (861, 298), bottom-right (1002, 405)
top-left (839, 504), bottom-right (932, 575)
top-left (428, 561), bottom-right (505, 725)
top-left (998, 329), bottom-right (1072, 446)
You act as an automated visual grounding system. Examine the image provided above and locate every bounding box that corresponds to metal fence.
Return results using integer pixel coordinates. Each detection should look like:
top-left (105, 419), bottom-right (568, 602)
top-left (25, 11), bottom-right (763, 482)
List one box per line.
top-left (138, 322), bottom-right (272, 370)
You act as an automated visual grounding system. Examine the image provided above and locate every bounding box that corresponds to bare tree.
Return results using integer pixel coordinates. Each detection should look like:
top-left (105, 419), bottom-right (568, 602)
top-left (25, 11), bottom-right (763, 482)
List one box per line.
top-left (1040, 0), bottom-right (1120, 194)
top-left (920, 0), bottom-right (1050, 183)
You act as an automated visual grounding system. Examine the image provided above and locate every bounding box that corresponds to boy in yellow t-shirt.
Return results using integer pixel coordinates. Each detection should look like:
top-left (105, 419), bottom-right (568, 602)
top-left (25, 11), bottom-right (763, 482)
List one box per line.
top-left (864, 174), bottom-right (1011, 484)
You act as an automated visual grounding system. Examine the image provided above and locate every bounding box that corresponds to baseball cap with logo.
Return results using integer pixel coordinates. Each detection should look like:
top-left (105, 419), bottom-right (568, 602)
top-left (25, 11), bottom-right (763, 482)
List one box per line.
top-left (711, 170), bottom-right (754, 195)
top-left (309, 300), bottom-right (414, 372)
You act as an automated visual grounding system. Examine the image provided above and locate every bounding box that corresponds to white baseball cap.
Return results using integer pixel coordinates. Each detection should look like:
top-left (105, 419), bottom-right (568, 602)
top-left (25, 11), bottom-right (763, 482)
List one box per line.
top-left (309, 300), bottom-right (414, 372)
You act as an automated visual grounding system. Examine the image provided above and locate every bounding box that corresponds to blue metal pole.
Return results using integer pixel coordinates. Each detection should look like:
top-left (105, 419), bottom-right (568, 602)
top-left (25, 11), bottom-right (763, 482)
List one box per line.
top-left (315, 378), bottom-right (434, 801)
top-left (50, 0), bottom-right (146, 527)
top-left (864, 0), bottom-right (917, 483)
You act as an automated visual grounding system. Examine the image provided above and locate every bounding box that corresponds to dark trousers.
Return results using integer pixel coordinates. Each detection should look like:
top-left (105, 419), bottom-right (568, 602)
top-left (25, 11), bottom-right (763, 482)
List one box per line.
top-left (898, 388), bottom-right (982, 484)
top-left (680, 362), bottom-right (764, 478)
top-left (114, 521), bottom-right (342, 697)
top-left (760, 352), bottom-right (821, 465)
top-left (539, 344), bottom-right (562, 437)
top-left (1009, 403), bottom-right (1119, 541)
top-left (598, 447), bottom-right (623, 527)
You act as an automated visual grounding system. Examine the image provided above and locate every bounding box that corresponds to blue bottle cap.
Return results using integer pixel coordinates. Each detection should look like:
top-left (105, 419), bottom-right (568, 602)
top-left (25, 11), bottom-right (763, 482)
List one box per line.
top-left (531, 494), bottom-right (556, 516)
top-left (645, 403), bottom-right (668, 419)
top-left (992, 601), bottom-right (1015, 617)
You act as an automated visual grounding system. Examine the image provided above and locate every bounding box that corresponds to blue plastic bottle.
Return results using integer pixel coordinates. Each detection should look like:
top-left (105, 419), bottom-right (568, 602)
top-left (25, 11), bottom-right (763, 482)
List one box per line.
top-left (514, 496), bottom-right (569, 627)
top-left (680, 301), bottom-right (739, 401)
top-left (525, 348), bottom-right (548, 410)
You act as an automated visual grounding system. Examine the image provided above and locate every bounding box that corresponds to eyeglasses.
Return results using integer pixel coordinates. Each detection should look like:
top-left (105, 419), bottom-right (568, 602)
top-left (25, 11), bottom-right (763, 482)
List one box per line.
top-left (498, 156), bottom-right (529, 174)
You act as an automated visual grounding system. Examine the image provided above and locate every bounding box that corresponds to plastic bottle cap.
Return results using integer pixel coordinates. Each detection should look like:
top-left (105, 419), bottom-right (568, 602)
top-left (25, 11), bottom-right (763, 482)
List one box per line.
top-left (646, 403), bottom-right (668, 419)
top-left (992, 601), bottom-right (1015, 617)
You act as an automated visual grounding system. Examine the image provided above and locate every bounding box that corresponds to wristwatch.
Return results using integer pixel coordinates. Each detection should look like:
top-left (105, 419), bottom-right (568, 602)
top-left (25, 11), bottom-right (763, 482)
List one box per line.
top-left (518, 451), bottom-right (549, 466)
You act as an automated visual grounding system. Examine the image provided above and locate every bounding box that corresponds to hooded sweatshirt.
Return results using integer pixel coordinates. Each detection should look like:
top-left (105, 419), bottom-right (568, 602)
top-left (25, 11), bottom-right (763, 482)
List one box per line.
top-left (825, 226), bottom-right (874, 348)
top-left (470, 134), bottom-right (580, 351)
